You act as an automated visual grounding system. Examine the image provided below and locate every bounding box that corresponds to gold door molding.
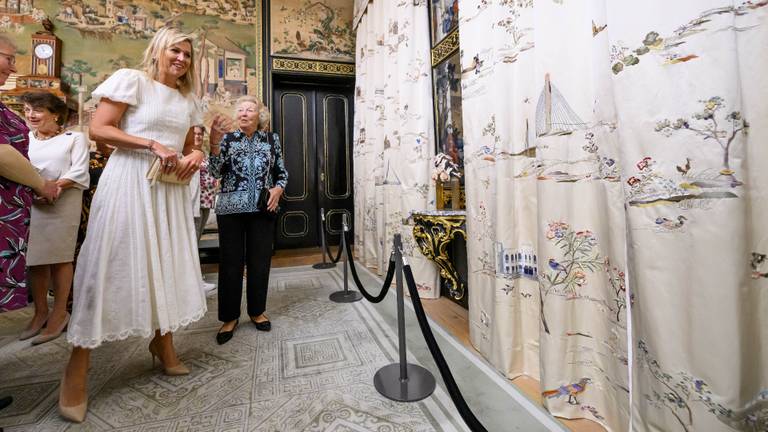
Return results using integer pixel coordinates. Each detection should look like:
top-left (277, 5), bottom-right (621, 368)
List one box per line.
top-left (272, 58), bottom-right (355, 76)
top-left (431, 28), bottom-right (459, 67)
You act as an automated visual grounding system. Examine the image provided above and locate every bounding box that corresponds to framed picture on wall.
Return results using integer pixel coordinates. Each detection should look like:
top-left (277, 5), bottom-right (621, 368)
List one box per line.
top-left (432, 50), bottom-right (464, 173)
top-left (429, 0), bottom-right (459, 46)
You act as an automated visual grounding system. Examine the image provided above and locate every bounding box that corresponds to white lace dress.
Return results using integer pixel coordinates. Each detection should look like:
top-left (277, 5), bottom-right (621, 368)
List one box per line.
top-left (68, 69), bottom-right (207, 348)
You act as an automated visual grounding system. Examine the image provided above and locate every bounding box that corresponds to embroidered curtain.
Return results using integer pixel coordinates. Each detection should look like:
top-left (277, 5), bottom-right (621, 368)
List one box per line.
top-left (353, 0), bottom-right (440, 297)
top-left (458, 0), bottom-right (767, 431)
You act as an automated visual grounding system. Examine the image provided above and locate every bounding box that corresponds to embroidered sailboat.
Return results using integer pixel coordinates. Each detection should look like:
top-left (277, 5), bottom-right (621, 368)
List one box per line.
top-left (536, 73), bottom-right (587, 137)
top-left (376, 159), bottom-right (402, 186)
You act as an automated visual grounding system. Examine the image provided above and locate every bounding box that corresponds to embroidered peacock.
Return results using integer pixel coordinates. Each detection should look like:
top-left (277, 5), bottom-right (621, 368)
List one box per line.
top-left (542, 378), bottom-right (591, 405)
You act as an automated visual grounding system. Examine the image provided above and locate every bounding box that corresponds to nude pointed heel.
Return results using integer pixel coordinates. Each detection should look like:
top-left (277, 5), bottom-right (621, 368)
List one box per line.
top-left (148, 339), bottom-right (190, 376)
top-left (58, 375), bottom-right (87, 423)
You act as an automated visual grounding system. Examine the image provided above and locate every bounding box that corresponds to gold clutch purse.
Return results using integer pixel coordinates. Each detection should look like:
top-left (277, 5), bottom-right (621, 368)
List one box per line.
top-left (146, 157), bottom-right (190, 186)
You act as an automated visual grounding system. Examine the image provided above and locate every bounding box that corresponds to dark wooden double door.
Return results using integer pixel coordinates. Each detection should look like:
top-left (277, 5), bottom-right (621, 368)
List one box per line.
top-left (273, 81), bottom-right (354, 249)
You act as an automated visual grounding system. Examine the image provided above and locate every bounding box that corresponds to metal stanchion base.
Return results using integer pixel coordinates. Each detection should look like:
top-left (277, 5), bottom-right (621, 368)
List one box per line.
top-left (329, 290), bottom-right (363, 303)
top-left (312, 262), bottom-right (336, 269)
top-left (374, 363), bottom-right (436, 402)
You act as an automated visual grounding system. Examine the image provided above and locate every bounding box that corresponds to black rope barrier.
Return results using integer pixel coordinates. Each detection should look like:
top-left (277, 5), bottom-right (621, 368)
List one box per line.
top-left (402, 264), bottom-right (489, 432)
top-left (343, 231), bottom-right (395, 303)
top-left (323, 236), bottom-right (344, 263)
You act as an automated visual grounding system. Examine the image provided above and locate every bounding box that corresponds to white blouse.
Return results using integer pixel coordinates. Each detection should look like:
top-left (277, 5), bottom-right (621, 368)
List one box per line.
top-left (28, 130), bottom-right (90, 189)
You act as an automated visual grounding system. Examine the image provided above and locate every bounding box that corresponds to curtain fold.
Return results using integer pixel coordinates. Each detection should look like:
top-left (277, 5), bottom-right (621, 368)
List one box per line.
top-left (353, 0), bottom-right (439, 297)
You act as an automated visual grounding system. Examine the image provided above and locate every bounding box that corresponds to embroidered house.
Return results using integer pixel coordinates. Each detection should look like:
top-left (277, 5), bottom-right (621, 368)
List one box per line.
top-left (495, 242), bottom-right (538, 280)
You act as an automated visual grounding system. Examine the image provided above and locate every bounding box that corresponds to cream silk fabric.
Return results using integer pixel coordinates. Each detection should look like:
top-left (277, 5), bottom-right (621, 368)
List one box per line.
top-left (457, 0), bottom-right (767, 431)
top-left (353, 0), bottom-right (439, 297)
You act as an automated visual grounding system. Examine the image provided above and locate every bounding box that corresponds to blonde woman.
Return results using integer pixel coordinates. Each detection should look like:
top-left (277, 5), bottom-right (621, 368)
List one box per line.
top-left (209, 96), bottom-right (287, 345)
top-left (58, 27), bottom-right (225, 423)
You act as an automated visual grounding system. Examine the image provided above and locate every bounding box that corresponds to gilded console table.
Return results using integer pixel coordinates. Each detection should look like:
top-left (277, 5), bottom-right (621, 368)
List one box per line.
top-left (410, 210), bottom-right (467, 301)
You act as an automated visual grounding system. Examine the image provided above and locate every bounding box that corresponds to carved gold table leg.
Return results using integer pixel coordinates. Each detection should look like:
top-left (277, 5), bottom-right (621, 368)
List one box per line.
top-left (411, 214), bottom-right (467, 301)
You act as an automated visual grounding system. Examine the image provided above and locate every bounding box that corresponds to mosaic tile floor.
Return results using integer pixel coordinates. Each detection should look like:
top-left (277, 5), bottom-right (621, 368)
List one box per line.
top-left (0, 267), bottom-right (468, 431)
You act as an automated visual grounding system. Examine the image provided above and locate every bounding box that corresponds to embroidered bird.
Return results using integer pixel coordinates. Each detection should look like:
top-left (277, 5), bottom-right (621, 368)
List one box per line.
top-left (591, 20), bottom-right (607, 37)
top-left (542, 378), bottom-right (592, 405)
top-left (548, 258), bottom-right (567, 274)
top-left (676, 157), bottom-right (691, 175)
top-left (655, 215), bottom-right (687, 230)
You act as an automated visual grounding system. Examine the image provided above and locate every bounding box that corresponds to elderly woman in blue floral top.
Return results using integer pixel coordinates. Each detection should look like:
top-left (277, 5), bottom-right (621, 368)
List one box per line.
top-left (208, 95), bottom-right (287, 344)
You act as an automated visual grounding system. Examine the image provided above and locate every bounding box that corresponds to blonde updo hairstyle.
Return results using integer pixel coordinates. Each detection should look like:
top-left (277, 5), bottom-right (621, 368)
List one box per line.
top-left (140, 27), bottom-right (197, 95)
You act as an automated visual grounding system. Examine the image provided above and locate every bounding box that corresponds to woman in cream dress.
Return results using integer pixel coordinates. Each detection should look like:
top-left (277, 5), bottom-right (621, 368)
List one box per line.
top-left (21, 92), bottom-right (89, 345)
top-left (58, 27), bottom-right (231, 423)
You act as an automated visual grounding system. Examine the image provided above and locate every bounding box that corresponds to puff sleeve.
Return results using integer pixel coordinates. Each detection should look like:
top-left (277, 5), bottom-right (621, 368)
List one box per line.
top-left (91, 68), bottom-right (142, 106)
top-left (189, 95), bottom-right (203, 126)
top-left (60, 132), bottom-right (90, 190)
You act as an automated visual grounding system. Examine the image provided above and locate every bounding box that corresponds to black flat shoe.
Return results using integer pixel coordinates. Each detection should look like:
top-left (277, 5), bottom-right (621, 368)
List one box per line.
top-left (251, 317), bottom-right (271, 332)
top-left (216, 321), bottom-right (238, 345)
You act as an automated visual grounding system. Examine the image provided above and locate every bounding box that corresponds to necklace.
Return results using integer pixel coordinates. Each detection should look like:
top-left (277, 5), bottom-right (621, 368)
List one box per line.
top-left (34, 127), bottom-right (64, 140)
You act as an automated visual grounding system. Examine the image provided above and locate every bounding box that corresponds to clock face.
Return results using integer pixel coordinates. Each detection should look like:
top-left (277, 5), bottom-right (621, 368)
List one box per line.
top-left (34, 43), bottom-right (54, 59)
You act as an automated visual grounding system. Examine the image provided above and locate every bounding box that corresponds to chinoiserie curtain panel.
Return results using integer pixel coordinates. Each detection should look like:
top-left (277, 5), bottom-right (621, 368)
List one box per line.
top-left (353, 0), bottom-right (440, 297)
top-left (457, 0), bottom-right (767, 431)
top-left (354, 0), bottom-right (767, 431)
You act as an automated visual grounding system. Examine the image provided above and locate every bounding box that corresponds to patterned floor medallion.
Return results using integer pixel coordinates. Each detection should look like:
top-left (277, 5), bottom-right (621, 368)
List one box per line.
top-left (0, 267), bottom-right (467, 431)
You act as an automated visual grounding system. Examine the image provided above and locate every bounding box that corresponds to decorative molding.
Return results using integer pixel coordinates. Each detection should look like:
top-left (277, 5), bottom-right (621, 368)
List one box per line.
top-left (431, 29), bottom-right (460, 67)
top-left (272, 58), bottom-right (355, 76)
top-left (256, 0), bottom-right (264, 100)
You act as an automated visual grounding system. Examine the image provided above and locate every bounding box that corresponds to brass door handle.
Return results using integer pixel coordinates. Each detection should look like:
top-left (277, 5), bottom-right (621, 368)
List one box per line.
top-left (320, 172), bottom-right (326, 182)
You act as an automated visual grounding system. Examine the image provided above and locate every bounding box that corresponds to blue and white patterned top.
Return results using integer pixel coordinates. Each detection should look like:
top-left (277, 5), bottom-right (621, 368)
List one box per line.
top-left (208, 130), bottom-right (288, 215)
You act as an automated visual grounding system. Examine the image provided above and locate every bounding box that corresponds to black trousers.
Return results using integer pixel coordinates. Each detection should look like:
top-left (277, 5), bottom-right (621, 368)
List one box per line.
top-left (217, 211), bottom-right (275, 322)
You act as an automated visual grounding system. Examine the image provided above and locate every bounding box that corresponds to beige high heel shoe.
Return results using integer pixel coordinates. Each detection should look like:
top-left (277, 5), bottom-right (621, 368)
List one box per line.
top-left (58, 373), bottom-right (87, 423)
top-left (148, 339), bottom-right (190, 376)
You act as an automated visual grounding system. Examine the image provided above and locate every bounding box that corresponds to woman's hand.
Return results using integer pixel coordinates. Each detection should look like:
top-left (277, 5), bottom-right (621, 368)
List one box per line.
top-left (55, 178), bottom-right (75, 191)
top-left (175, 150), bottom-right (204, 181)
top-left (209, 114), bottom-right (235, 155)
top-left (267, 186), bottom-right (283, 212)
top-left (33, 179), bottom-right (60, 204)
top-left (148, 140), bottom-right (178, 174)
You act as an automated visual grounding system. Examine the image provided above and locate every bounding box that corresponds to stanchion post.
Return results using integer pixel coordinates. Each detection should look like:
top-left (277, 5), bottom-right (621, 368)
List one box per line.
top-left (373, 234), bottom-right (436, 402)
top-left (313, 207), bottom-right (336, 269)
top-left (329, 213), bottom-right (362, 303)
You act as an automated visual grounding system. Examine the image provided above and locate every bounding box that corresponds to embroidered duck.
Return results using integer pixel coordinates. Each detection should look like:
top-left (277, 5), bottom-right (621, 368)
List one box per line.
top-left (542, 378), bottom-right (591, 405)
top-left (655, 215), bottom-right (687, 230)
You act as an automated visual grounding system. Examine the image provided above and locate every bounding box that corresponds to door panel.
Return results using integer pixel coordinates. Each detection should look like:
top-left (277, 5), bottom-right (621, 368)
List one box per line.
top-left (273, 81), bottom-right (354, 250)
top-left (274, 87), bottom-right (318, 248)
top-left (317, 90), bottom-right (354, 245)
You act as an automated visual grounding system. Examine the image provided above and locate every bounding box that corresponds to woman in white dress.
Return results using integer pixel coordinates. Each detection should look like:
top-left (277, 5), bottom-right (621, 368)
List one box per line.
top-left (58, 27), bottom-right (228, 423)
top-left (20, 92), bottom-right (89, 345)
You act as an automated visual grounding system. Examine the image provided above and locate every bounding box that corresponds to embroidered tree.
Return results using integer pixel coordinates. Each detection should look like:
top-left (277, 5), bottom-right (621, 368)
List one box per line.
top-left (603, 257), bottom-right (628, 323)
top-left (539, 222), bottom-right (602, 334)
top-left (655, 97), bottom-right (749, 184)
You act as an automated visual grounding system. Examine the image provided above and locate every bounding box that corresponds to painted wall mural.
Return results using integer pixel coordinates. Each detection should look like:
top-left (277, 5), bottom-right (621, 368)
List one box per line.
top-left (270, 0), bottom-right (354, 62)
top-left (1, 0), bottom-right (263, 127)
top-left (429, 0), bottom-right (458, 45)
top-left (433, 50), bottom-right (463, 168)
